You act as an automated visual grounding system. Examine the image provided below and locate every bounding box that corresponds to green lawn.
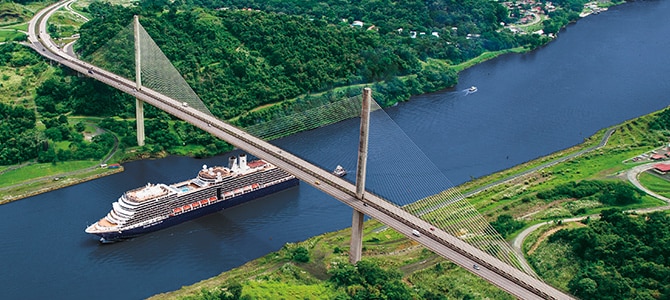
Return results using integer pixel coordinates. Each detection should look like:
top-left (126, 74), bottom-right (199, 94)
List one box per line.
top-left (243, 281), bottom-right (331, 299)
top-left (0, 29), bottom-right (26, 42)
top-left (0, 160), bottom-right (99, 188)
top-left (3, 22), bottom-right (29, 31)
top-left (638, 171), bottom-right (670, 198)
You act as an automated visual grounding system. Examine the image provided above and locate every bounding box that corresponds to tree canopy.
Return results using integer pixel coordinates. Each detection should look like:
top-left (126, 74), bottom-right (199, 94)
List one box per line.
top-left (549, 210), bottom-right (670, 299)
top-left (75, 0), bottom-right (543, 120)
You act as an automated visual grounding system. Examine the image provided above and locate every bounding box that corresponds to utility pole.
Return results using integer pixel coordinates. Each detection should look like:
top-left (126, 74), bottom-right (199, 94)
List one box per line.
top-left (134, 15), bottom-right (145, 146)
top-left (350, 87), bottom-right (371, 264)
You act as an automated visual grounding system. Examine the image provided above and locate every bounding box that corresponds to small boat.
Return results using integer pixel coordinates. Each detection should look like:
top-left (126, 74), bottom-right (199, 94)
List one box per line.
top-left (468, 86), bottom-right (477, 92)
top-left (333, 165), bottom-right (347, 177)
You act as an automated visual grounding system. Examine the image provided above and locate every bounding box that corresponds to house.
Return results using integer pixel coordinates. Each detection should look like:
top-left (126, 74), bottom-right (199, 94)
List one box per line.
top-left (352, 20), bottom-right (364, 27)
top-left (651, 154), bottom-right (666, 160)
top-left (653, 163), bottom-right (670, 174)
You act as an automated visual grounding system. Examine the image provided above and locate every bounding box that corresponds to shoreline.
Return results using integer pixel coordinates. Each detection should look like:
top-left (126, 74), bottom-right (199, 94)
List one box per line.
top-left (0, 166), bottom-right (123, 205)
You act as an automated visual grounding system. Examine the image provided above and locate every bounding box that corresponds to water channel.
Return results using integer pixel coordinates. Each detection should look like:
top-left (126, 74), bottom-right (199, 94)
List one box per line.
top-left (1, 1), bottom-right (669, 298)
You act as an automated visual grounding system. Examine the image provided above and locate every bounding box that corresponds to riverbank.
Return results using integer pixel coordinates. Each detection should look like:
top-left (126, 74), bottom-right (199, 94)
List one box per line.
top-left (0, 163), bottom-right (123, 204)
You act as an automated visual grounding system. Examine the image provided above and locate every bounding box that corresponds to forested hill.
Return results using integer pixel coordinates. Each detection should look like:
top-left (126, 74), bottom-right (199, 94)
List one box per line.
top-left (175, 0), bottom-right (509, 35)
top-left (76, 0), bottom-right (545, 119)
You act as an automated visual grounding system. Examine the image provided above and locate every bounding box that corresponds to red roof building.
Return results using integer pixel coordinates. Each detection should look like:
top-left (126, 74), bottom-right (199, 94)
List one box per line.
top-left (653, 163), bottom-right (670, 173)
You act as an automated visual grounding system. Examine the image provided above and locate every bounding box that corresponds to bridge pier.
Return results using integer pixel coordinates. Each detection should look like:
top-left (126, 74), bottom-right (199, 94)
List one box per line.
top-left (350, 88), bottom-right (371, 264)
top-left (134, 15), bottom-right (145, 146)
top-left (136, 99), bottom-right (145, 146)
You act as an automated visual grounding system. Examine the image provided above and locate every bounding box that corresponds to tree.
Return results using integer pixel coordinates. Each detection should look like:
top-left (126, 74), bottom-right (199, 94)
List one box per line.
top-left (74, 122), bottom-right (86, 133)
top-left (490, 214), bottom-right (525, 238)
top-left (291, 246), bottom-right (309, 263)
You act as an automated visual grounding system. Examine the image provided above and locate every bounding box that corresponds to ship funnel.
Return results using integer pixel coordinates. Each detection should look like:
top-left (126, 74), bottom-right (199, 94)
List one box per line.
top-left (239, 154), bottom-right (248, 170)
top-left (228, 156), bottom-right (238, 170)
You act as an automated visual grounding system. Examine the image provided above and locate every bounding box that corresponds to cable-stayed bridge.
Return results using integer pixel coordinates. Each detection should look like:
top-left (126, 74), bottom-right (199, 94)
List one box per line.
top-left (27, 1), bottom-right (573, 299)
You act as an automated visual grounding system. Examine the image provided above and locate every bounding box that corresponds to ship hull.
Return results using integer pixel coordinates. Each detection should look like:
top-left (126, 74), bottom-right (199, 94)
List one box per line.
top-left (95, 178), bottom-right (299, 242)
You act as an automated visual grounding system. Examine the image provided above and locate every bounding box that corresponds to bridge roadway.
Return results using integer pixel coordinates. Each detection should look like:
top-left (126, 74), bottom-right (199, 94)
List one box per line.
top-left (28, 2), bottom-right (574, 299)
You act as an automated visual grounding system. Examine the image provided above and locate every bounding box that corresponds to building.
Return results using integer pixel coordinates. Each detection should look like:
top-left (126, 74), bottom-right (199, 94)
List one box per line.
top-left (653, 163), bottom-right (670, 174)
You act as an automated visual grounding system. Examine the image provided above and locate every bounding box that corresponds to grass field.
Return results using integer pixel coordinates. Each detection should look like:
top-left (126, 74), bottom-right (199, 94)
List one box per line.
top-left (3, 22), bottom-right (28, 31)
top-left (0, 160), bottom-right (100, 189)
top-left (638, 172), bottom-right (670, 198)
top-left (0, 2), bottom-right (32, 26)
top-left (0, 167), bottom-right (121, 204)
top-left (0, 29), bottom-right (26, 42)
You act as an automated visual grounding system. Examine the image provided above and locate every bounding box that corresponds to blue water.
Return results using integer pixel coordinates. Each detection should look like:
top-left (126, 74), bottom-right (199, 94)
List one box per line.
top-left (1, 1), bottom-right (670, 299)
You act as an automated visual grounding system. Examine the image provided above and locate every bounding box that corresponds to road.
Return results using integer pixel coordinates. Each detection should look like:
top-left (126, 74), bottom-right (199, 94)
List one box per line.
top-left (26, 2), bottom-right (574, 299)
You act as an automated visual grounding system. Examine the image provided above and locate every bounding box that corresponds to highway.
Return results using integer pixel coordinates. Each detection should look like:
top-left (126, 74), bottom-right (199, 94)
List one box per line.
top-left (27, 2), bottom-right (574, 299)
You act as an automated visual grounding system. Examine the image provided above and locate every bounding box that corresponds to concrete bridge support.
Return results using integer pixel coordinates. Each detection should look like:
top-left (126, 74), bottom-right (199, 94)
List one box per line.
top-left (134, 15), bottom-right (145, 146)
top-left (350, 88), bottom-right (371, 264)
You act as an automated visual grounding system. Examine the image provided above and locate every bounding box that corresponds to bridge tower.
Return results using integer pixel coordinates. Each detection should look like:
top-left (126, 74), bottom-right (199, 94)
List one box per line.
top-left (350, 87), bottom-right (371, 264)
top-left (134, 15), bottom-right (145, 146)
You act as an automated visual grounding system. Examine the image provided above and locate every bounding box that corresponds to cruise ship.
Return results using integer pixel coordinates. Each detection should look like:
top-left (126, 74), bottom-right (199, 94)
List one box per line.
top-left (85, 154), bottom-right (298, 243)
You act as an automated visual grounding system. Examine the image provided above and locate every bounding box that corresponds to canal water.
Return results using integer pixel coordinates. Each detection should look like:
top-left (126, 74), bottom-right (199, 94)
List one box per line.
top-left (2, 1), bottom-right (670, 298)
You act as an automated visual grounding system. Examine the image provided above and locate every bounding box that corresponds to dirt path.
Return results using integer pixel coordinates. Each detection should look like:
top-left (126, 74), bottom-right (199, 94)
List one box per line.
top-left (526, 223), bottom-right (585, 255)
top-left (527, 226), bottom-right (563, 255)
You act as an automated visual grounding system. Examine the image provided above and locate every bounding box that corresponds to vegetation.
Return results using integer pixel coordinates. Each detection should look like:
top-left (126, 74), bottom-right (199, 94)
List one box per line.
top-left (0, 0), bottom-right (555, 171)
top-left (490, 214), bottom-right (525, 238)
top-left (3, 0), bottom-right (571, 169)
top-left (0, 102), bottom-right (40, 164)
top-left (149, 220), bottom-right (514, 300)
top-left (541, 209), bottom-right (670, 299)
top-left (0, 1), bottom-right (34, 26)
top-left (0, 42), bottom-right (51, 106)
top-left (638, 172), bottom-right (670, 198)
top-left (73, 0), bottom-right (548, 120)
top-left (459, 111), bottom-right (670, 224)
top-left (537, 180), bottom-right (643, 206)
top-left (542, 0), bottom-right (589, 34)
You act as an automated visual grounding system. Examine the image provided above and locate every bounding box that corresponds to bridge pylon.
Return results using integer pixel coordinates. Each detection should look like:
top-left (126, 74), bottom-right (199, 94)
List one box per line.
top-left (350, 88), bottom-right (372, 264)
top-left (134, 15), bottom-right (145, 146)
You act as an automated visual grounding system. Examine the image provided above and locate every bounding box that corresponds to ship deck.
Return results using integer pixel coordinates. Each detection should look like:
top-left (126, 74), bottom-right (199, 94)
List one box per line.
top-left (99, 218), bottom-right (117, 227)
top-left (172, 180), bottom-right (201, 193)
